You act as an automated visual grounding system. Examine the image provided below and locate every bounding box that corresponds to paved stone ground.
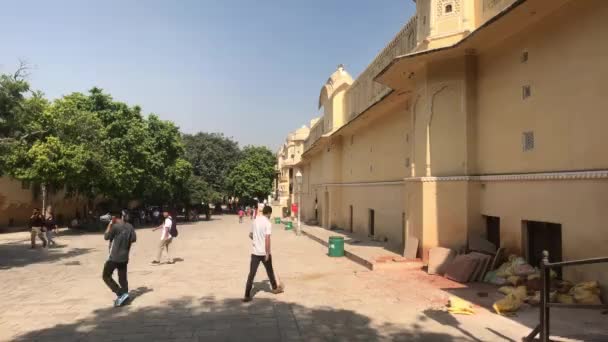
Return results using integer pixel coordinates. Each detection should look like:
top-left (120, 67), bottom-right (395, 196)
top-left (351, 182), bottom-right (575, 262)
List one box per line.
top-left (1, 216), bottom-right (605, 341)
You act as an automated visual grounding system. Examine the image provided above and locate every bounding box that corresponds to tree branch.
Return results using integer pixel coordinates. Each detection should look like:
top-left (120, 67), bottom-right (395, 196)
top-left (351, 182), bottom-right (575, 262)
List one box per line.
top-left (12, 59), bottom-right (31, 80)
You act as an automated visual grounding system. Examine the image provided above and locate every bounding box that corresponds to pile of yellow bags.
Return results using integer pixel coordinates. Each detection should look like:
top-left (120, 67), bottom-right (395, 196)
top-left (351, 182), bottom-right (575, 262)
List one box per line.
top-left (448, 297), bottom-right (475, 315)
top-left (570, 281), bottom-right (602, 305)
top-left (493, 286), bottom-right (527, 315)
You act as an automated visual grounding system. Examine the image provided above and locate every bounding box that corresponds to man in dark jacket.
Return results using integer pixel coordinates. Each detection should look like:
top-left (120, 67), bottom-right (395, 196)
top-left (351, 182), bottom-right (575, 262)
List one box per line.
top-left (103, 213), bottom-right (136, 307)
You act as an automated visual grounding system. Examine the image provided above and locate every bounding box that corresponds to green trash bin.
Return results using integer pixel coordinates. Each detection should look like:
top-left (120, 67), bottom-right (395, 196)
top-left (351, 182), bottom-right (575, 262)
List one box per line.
top-left (274, 217), bottom-right (281, 224)
top-left (285, 221), bottom-right (293, 230)
top-left (328, 236), bottom-right (345, 257)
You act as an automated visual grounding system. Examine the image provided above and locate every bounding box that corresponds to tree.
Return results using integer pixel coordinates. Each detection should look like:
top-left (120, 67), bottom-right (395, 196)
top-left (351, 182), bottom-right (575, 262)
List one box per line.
top-left (142, 115), bottom-right (192, 205)
top-left (0, 63), bottom-right (42, 175)
top-left (227, 146), bottom-right (276, 201)
top-left (182, 132), bottom-right (241, 199)
top-left (4, 85), bottom-right (193, 210)
top-left (5, 93), bottom-right (101, 212)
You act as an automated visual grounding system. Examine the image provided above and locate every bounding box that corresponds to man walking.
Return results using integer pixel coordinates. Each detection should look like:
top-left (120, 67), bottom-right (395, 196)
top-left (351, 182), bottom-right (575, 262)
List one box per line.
top-left (151, 210), bottom-right (174, 265)
top-left (103, 213), bottom-right (136, 307)
top-left (29, 208), bottom-right (47, 248)
top-left (243, 206), bottom-right (284, 302)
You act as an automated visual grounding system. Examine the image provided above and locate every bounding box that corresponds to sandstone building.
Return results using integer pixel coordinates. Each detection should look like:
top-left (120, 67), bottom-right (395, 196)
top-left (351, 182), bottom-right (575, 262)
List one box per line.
top-left (283, 0), bottom-right (608, 290)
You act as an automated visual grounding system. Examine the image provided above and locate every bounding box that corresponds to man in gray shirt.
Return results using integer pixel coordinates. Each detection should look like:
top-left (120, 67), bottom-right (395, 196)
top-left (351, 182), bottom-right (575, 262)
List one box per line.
top-left (103, 213), bottom-right (136, 307)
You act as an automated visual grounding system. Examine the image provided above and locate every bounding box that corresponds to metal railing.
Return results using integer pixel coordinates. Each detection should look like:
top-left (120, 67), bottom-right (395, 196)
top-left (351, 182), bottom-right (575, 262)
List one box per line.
top-left (524, 251), bottom-right (608, 342)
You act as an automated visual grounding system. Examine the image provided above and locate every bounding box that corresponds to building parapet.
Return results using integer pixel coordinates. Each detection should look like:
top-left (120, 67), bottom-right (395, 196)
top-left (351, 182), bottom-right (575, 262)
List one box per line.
top-left (304, 119), bottom-right (325, 151)
top-left (344, 16), bottom-right (417, 120)
top-left (303, 16), bottom-right (417, 154)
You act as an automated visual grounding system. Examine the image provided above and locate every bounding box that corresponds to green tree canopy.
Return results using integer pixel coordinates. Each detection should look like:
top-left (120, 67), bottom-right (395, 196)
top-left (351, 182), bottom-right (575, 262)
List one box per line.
top-left (3, 81), bottom-right (192, 208)
top-left (182, 132), bottom-right (241, 202)
top-left (227, 145), bottom-right (276, 201)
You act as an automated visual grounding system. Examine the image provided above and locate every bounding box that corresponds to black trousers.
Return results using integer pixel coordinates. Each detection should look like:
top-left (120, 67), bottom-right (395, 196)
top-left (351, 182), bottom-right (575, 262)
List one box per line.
top-left (102, 260), bottom-right (128, 296)
top-left (245, 254), bottom-right (278, 298)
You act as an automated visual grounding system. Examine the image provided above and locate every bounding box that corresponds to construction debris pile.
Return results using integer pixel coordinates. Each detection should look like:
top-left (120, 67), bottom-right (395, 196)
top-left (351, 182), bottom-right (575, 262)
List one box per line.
top-left (426, 237), bottom-right (603, 315)
top-left (427, 236), bottom-right (504, 283)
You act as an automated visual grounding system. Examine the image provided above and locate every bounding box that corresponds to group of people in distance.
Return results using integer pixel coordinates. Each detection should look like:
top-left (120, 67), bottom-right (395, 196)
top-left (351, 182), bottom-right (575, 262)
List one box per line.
top-left (238, 204), bottom-right (260, 223)
top-left (28, 207), bottom-right (59, 249)
top-left (102, 204), bottom-right (284, 307)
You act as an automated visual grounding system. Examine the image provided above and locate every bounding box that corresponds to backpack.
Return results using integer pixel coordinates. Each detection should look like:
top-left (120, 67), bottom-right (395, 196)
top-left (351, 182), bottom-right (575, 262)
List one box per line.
top-left (169, 216), bottom-right (178, 238)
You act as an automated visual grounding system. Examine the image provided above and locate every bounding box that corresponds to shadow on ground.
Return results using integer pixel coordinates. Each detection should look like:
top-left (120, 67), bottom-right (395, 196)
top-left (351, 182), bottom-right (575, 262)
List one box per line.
top-left (13, 296), bottom-right (472, 342)
top-left (443, 286), bottom-right (608, 341)
top-left (0, 242), bottom-right (93, 270)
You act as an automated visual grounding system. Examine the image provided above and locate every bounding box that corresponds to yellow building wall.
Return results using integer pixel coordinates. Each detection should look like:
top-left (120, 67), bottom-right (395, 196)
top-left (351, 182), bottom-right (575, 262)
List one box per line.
top-left (406, 180), bottom-right (471, 259)
top-left (480, 179), bottom-right (608, 296)
top-left (0, 177), bottom-right (85, 229)
top-left (476, 0), bottom-right (608, 174)
top-left (338, 184), bottom-right (405, 250)
top-left (341, 108), bottom-right (409, 183)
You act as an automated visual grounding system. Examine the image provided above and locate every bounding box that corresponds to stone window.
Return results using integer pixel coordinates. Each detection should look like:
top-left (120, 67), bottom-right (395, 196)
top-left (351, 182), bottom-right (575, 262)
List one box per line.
top-left (522, 85), bottom-right (531, 99)
top-left (522, 131), bottom-right (534, 152)
top-left (437, 0), bottom-right (459, 16)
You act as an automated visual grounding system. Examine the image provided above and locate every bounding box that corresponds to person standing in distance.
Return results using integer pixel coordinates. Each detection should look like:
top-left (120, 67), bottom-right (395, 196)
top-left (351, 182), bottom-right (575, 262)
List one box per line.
top-left (29, 208), bottom-right (47, 248)
top-left (103, 213), bottom-right (137, 307)
top-left (243, 206), bottom-right (284, 302)
top-left (151, 210), bottom-right (174, 265)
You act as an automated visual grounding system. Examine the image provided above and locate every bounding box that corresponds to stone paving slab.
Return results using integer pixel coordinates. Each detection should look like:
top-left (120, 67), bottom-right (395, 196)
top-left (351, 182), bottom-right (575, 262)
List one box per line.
top-left (1, 216), bottom-right (605, 341)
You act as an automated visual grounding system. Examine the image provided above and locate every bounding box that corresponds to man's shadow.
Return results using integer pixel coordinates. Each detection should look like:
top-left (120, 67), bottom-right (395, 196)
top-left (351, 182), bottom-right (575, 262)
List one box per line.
top-left (251, 281), bottom-right (273, 298)
top-left (124, 286), bottom-right (154, 306)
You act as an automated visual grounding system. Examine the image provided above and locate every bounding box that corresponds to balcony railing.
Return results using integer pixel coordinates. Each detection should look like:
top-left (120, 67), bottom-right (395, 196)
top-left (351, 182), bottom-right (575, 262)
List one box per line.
top-left (524, 251), bottom-right (608, 342)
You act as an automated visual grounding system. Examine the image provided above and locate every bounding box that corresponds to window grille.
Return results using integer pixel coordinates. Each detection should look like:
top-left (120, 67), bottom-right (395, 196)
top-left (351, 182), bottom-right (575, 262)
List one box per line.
top-left (523, 131), bottom-right (535, 152)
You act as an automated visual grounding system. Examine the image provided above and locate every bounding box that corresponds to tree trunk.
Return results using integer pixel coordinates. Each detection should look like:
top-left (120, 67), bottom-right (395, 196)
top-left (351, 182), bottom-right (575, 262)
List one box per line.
top-left (41, 183), bottom-right (47, 217)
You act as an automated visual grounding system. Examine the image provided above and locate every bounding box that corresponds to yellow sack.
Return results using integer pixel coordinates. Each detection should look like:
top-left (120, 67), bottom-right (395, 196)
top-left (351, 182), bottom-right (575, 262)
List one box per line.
top-left (570, 281), bottom-right (602, 305)
top-left (448, 297), bottom-right (475, 315)
top-left (556, 294), bottom-right (575, 304)
top-left (508, 276), bottom-right (522, 286)
top-left (498, 286), bottom-right (515, 295)
top-left (513, 286), bottom-right (528, 301)
top-left (493, 293), bottom-right (523, 315)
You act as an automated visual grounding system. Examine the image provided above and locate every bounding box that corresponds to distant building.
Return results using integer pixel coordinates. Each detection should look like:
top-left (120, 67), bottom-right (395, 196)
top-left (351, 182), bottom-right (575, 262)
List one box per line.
top-left (274, 124), bottom-right (311, 208)
top-left (282, 0), bottom-right (608, 293)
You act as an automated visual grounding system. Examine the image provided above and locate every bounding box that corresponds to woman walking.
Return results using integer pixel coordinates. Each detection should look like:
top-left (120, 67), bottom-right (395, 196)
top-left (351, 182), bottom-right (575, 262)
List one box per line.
top-left (45, 206), bottom-right (58, 247)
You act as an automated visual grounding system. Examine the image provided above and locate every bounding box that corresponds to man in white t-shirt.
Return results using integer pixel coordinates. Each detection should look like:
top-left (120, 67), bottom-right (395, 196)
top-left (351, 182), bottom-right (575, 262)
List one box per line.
top-left (151, 210), bottom-right (174, 265)
top-left (243, 206), bottom-right (284, 302)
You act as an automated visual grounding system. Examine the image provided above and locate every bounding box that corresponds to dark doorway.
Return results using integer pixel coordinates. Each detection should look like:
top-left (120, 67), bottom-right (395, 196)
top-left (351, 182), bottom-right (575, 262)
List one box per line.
top-left (289, 168), bottom-right (294, 195)
top-left (525, 221), bottom-right (563, 278)
top-left (349, 205), bottom-right (353, 232)
top-left (368, 209), bottom-right (375, 237)
top-left (402, 212), bottom-right (406, 251)
top-left (485, 216), bottom-right (500, 249)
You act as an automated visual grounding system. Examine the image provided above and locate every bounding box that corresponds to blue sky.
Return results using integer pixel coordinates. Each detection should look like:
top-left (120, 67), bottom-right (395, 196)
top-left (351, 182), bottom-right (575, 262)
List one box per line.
top-left (0, 0), bottom-right (415, 149)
